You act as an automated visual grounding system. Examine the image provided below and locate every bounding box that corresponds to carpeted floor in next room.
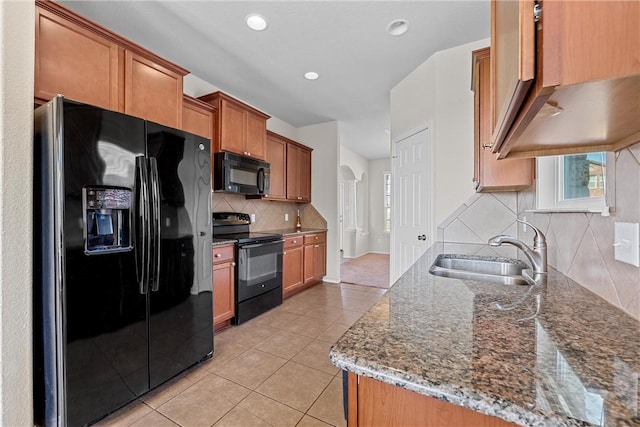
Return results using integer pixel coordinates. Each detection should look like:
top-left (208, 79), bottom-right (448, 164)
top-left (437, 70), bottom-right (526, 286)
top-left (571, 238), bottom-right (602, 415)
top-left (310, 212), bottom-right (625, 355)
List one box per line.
top-left (340, 253), bottom-right (390, 289)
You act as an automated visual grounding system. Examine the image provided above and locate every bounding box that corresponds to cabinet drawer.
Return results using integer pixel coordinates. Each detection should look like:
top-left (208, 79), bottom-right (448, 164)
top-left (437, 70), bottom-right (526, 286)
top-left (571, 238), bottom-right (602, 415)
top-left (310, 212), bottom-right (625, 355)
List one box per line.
top-left (212, 245), bottom-right (234, 264)
top-left (284, 236), bottom-right (304, 249)
top-left (303, 233), bottom-right (325, 245)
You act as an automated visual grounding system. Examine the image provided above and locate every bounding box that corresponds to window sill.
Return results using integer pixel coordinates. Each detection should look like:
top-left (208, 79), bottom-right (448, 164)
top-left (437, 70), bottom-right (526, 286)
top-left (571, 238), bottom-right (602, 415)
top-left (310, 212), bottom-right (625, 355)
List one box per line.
top-left (525, 207), bottom-right (612, 215)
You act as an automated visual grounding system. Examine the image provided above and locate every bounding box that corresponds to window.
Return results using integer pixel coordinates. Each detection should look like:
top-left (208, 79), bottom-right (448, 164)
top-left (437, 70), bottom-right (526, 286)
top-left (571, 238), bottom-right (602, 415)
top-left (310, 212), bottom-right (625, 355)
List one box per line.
top-left (536, 152), bottom-right (612, 212)
top-left (383, 172), bottom-right (391, 233)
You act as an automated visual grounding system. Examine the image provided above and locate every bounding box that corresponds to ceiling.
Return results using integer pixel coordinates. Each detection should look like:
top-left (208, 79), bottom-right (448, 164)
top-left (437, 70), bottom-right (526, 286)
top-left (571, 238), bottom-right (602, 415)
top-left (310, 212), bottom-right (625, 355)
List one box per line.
top-left (60, 1), bottom-right (490, 160)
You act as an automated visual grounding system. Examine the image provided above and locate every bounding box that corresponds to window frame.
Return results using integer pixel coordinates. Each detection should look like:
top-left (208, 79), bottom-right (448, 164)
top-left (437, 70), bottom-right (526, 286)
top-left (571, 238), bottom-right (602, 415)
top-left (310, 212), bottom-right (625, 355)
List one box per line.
top-left (383, 171), bottom-right (391, 234)
top-left (535, 152), bottom-right (615, 213)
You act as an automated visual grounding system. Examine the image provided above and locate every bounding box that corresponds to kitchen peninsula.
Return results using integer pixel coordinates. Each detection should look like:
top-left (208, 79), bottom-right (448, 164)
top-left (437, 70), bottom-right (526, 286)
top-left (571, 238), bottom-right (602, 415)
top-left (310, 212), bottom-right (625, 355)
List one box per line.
top-left (330, 243), bottom-right (640, 427)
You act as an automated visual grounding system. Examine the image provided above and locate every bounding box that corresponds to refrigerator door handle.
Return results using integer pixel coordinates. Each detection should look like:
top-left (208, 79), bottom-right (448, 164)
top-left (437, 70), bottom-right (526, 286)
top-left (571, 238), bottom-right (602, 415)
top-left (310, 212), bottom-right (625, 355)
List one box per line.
top-left (149, 157), bottom-right (162, 292)
top-left (136, 156), bottom-right (150, 294)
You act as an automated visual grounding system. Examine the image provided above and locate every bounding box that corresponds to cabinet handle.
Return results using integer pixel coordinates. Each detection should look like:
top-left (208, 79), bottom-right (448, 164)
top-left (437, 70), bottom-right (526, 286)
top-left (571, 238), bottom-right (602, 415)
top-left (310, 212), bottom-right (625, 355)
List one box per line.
top-left (297, 196), bottom-right (302, 200)
top-left (293, 240), bottom-right (297, 243)
top-left (315, 236), bottom-right (318, 240)
top-left (247, 152), bottom-right (251, 156)
top-left (231, 262), bottom-right (236, 267)
top-left (283, 251), bottom-right (287, 255)
top-left (215, 253), bottom-right (222, 258)
top-left (482, 143), bottom-right (493, 150)
top-left (314, 245), bottom-right (319, 248)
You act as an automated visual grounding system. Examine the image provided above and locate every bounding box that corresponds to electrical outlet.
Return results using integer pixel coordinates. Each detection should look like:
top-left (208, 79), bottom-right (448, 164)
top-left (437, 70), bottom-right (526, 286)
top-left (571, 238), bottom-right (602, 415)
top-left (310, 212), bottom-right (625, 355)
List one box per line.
top-left (250, 213), bottom-right (256, 223)
top-left (284, 213), bottom-right (289, 221)
top-left (614, 222), bottom-right (639, 267)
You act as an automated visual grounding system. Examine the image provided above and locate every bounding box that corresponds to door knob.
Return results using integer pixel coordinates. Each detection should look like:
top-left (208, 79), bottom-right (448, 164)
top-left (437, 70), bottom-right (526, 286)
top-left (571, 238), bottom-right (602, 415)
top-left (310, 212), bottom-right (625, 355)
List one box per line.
top-left (417, 234), bottom-right (427, 241)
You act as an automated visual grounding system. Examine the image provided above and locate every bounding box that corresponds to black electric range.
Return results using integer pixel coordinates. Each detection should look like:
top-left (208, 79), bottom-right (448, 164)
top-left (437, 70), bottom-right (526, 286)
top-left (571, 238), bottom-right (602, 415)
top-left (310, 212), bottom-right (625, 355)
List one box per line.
top-left (212, 212), bottom-right (283, 324)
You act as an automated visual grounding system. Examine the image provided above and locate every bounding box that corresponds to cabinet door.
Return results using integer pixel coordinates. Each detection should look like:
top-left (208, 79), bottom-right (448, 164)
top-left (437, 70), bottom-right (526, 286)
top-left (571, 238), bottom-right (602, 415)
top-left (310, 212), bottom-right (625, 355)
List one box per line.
top-left (213, 261), bottom-right (234, 326)
top-left (490, 0), bottom-right (535, 152)
top-left (303, 244), bottom-right (316, 285)
top-left (218, 99), bottom-right (246, 156)
top-left (315, 242), bottom-right (326, 278)
top-left (182, 95), bottom-right (214, 140)
top-left (286, 144), bottom-right (300, 200)
top-left (283, 246), bottom-right (304, 297)
top-left (125, 51), bottom-right (183, 128)
top-left (245, 111), bottom-right (267, 160)
top-left (298, 147), bottom-right (312, 202)
top-left (265, 133), bottom-right (287, 200)
top-left (473, 48), bottom-right (533, 192)
top-left (35, 6), bottom-right (120, 109)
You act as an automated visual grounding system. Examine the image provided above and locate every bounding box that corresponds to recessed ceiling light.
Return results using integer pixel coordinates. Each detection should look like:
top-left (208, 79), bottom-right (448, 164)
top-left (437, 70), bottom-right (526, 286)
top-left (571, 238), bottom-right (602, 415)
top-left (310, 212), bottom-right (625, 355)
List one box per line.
top-left (246, 14), bottom-right (268, 31)
top-left (304, 72), bottom-right (319, 80)
top-left (387, 19), bottom-right (409, 36)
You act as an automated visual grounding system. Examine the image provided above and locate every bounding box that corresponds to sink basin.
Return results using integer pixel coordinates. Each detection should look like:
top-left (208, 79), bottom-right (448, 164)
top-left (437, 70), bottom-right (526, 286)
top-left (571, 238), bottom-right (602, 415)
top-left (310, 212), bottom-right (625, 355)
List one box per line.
top-left (429, 254), bottom-right (533, 286)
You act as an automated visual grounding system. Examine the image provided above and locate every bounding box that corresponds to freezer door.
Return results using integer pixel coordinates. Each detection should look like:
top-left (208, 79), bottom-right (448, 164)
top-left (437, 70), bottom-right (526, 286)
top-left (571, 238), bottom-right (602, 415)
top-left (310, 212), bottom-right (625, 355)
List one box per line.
top-left (57, 99), bottom-right (149, 426)
top-left (146, 123), bottom-right (213, 389)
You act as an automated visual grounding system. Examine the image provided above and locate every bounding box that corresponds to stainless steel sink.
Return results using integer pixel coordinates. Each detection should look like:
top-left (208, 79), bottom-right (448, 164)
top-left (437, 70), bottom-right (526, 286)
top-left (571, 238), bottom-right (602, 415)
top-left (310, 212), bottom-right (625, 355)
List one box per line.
top-left (429, 254), bottom-right (533, 285)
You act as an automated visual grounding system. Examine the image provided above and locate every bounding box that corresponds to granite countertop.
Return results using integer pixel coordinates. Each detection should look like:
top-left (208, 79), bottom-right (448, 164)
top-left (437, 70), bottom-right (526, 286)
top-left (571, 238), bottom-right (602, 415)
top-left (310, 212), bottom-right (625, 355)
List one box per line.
top-left (263, 228), bottom-right (327, 236)
top-left (212, 238), bottom-right (236, 246)
top-left (330, 242), bottom-right (640, 427)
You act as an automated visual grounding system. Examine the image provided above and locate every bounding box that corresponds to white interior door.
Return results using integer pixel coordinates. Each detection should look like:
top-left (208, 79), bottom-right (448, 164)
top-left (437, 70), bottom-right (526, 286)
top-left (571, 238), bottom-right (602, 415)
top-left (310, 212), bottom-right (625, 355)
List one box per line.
top-left (391, 125), bottom-right (433, 283)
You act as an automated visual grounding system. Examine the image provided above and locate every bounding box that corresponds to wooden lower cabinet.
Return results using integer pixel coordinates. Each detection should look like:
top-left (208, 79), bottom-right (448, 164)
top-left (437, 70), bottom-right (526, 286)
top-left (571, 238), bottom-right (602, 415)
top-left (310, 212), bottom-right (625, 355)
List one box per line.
top-left (283, 236), bottom-right (304, 298)
top-left (283, 232), bottom-right (326, 299)
top-left (348, 373), bottom-right (516, 427)
top-left (212, 244), bottom-right (235, 331)
top-left (303, 232), bottom-right (326, 285)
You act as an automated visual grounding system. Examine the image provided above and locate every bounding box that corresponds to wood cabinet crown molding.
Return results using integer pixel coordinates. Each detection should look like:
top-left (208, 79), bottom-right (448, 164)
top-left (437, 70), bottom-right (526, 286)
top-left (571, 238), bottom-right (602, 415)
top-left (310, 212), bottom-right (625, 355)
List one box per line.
top-left (36, 1), bottom-right (189, 76)
top-left (198, 91), bottom-right (270, 120)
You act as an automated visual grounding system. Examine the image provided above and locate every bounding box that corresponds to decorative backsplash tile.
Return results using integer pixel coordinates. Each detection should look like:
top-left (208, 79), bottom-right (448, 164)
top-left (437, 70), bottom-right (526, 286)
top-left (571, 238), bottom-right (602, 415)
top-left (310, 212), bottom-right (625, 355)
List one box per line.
top-left (437, 142), bottom-right (640, 321)
top-left (212, 193), bottom-right (326, 232)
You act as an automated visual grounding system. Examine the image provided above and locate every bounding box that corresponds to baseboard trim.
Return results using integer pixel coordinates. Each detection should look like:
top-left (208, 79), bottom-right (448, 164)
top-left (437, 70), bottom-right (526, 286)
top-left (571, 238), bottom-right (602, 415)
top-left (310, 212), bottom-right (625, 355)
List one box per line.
top-left (323, 277), bottom-right (340, 284)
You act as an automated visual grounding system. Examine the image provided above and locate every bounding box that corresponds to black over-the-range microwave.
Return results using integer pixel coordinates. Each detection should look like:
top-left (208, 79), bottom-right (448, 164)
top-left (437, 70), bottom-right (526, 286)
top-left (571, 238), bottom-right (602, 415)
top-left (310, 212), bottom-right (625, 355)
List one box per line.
top-left (214, 152), bottom-right (271, 196)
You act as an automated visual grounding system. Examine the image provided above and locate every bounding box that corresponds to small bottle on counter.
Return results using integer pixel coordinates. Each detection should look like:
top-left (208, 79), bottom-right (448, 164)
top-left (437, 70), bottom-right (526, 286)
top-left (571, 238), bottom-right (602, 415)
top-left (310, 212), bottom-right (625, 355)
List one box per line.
top-left (295, 209), bottom-right (302, 230)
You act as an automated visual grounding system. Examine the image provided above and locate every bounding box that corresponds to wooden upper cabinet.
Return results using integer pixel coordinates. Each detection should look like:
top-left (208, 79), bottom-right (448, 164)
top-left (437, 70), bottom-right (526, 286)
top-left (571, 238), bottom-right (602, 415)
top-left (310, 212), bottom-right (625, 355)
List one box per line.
top-left (473, 47), bottom-right (533, 192)
top-left (35, 3), bottom-right (120, 109)
top-left (265, 131), bottom-right (287, 200)
top-left (490, 0), bottom-right (535, 154)
top-left (245, 111), bottom-right (267, 160)
top-left (34, 1), bottom-right (188, 126)
top-left (198, 92), bottom-right (270, 161)
top-left (182, 95), bottom-right (215, 140)
top-left (287, 143), bottom-right (312, 202)
top-left (491, 0), bottom-right (640, 158)
top-left (124, 51), bottom-right (183, 128)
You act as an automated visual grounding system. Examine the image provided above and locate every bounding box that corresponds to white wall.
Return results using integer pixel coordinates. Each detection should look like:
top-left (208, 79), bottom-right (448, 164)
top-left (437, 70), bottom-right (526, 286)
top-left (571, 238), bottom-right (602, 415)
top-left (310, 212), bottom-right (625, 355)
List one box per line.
top-left (391, 38), bottom-right (490, 236)
top-left (369, 158), bottom-right (391, 254)
top-left (0, 1), bottom-right (35, 424)
top-left (297, 121), bottom-right (340, 283)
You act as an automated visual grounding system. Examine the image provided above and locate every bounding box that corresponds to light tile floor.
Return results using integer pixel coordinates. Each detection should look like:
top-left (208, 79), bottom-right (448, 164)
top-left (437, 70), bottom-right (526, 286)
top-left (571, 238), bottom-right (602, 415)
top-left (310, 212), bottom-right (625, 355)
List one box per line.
top-left (97, 282), bottom-right (386, 427)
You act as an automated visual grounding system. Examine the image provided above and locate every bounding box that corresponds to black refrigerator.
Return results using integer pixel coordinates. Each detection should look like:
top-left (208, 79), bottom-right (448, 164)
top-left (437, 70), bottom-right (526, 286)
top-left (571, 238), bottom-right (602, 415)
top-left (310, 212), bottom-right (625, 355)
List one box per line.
top-left (33, 96), bottom-right (213, 426)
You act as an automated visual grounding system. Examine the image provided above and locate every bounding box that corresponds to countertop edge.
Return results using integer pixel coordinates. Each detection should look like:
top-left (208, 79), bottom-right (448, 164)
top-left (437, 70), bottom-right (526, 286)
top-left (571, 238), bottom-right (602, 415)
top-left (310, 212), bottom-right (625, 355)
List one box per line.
top-left (328, 242), bottom-right (610, 427)
top-left (328, 349), bottom-right (586, 427)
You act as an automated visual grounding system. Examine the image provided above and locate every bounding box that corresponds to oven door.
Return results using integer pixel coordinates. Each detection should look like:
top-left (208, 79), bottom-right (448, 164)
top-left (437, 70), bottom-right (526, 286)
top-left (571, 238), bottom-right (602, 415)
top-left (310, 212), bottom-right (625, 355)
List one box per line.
top-left (236, 239), bottom-right (283, 302)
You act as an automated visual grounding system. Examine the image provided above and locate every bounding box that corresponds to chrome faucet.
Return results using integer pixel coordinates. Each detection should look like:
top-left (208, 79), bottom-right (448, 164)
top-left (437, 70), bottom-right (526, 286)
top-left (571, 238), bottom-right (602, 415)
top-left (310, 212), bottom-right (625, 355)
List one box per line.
top-left (488, 219), bottom-right (547, 274)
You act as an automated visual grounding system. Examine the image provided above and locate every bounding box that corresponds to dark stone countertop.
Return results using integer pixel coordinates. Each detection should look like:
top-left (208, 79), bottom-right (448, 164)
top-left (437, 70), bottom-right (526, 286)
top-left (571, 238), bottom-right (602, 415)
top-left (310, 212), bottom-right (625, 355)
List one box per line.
top-left (212, 238), bottom-right (236, 246)
top-left (263, 228), bottom-right (327, 236)
top-left (330, 242), bottom-right (640, 427)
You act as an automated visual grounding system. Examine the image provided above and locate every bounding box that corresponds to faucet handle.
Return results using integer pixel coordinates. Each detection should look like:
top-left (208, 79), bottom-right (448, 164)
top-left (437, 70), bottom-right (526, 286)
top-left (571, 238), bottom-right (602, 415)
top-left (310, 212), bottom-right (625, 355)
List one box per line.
top-left (517, 219), bottom-right (546, 247)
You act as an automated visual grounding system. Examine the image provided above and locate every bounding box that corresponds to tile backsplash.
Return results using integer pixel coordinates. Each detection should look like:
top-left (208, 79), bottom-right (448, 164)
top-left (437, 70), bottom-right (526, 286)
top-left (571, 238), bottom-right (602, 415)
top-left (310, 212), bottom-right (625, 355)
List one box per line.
top-left (212, 193), bottom-right (326, 232)
top-left (438, 142), bottom-right (640, 320)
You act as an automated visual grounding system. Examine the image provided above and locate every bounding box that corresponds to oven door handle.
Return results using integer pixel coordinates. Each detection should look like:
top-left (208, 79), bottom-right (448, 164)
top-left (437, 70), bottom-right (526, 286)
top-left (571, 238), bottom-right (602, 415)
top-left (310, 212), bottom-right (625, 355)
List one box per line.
top-left (239, 239), bottom-right (284, 250)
